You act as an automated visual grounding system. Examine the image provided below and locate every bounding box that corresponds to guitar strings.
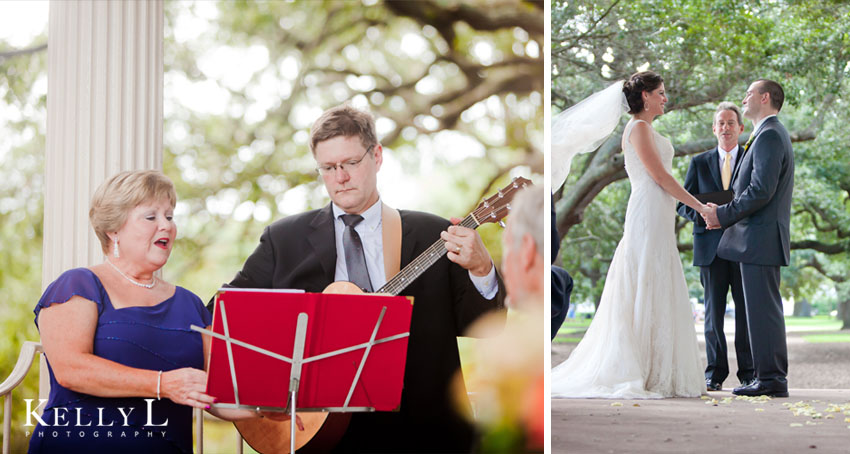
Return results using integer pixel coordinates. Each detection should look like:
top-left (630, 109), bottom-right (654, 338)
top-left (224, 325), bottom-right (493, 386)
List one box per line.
top-left (378, 180), bottom-right (524, 295)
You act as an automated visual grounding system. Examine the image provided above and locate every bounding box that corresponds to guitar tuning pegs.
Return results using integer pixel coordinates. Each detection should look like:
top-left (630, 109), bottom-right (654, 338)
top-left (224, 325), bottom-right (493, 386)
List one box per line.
top-left (498, 190), bottom-right (503, 198)
top-left (498, 221), bottom-right (506, 228)
top-left (483, 201), bottom-right (490, 208)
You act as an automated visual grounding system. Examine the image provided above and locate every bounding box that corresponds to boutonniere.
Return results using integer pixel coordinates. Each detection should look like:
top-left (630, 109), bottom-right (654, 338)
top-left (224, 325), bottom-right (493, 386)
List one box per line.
top-left (742, 132), bottom-right (755, 152)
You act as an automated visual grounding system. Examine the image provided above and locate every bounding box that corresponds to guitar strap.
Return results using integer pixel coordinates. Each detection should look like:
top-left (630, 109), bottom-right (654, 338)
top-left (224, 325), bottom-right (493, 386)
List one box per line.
top-left (381, 202), bottom-right (402, 281)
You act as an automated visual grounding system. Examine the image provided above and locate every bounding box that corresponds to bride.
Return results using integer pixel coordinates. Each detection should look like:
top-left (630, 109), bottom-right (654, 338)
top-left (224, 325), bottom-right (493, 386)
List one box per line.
top-left (551, 71), bottom-right (708, 398)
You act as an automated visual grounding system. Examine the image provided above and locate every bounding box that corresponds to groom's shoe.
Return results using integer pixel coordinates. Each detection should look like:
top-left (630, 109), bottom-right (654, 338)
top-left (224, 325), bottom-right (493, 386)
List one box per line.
top-left (739, 378), bottom-right (757, 388)
top-left (706, 379), bottom-right (722, 392)
top-left (732, 380), bottom-right (789, 398)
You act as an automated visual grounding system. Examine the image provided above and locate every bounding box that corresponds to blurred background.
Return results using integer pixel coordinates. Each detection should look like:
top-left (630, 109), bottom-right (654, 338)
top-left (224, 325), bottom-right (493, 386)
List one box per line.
top-left (0, 1), bottom-right (543, 452)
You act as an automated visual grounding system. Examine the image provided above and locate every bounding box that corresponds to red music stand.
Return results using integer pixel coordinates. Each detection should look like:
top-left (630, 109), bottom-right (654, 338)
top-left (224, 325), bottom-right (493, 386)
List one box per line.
top-left (192, 288), bottom-right (413, 454)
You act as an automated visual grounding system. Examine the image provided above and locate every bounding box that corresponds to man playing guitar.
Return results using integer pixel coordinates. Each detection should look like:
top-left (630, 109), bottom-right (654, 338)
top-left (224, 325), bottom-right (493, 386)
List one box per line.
top-left (215, 104), bottom-right (506, 452)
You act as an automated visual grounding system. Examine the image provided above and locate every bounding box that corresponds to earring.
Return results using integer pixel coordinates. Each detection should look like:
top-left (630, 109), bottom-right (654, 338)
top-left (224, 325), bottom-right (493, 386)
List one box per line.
top-left (113, 238), bottom-right (120, 258)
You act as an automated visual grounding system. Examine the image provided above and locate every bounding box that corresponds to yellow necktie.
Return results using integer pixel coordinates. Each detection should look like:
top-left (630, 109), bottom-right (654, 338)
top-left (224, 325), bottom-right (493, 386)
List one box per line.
top-left (721, 151), bottom-right (732, 190)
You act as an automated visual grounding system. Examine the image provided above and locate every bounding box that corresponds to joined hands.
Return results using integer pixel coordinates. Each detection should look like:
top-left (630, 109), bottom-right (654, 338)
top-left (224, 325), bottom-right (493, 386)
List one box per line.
top-left (700, 203), bottom-right (721, 230)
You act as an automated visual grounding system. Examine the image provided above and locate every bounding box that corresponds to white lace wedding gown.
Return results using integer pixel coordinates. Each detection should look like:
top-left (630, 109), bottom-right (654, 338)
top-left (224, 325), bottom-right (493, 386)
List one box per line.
top-left (551, 119), bottom-right (705, 399)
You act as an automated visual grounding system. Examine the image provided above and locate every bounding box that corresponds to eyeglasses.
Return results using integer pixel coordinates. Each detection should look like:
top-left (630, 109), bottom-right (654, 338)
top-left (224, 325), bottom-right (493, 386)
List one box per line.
top-left (316, 146), bottom-right (374, 175)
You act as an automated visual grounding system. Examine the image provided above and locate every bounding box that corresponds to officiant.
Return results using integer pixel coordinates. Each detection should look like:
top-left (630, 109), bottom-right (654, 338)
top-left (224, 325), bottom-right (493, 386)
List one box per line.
top-left (676, 102), bottom-right (755, 392)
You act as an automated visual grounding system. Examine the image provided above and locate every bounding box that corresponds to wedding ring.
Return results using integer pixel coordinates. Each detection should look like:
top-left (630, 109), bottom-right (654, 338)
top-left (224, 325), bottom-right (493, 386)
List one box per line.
top-left (455, 246), bottom-right (462, 253)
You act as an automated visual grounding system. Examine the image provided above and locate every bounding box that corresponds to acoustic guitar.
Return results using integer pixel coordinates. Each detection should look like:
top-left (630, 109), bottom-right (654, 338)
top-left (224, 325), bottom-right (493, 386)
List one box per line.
top-left (235, 177), bottom-right (532, 453)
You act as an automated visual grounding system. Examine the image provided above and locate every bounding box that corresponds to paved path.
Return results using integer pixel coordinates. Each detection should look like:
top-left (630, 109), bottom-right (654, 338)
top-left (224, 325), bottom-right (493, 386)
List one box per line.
top-left (552, 321), bottom-right (850, 452)
top-left (552, 389), bottom-right (850, 453)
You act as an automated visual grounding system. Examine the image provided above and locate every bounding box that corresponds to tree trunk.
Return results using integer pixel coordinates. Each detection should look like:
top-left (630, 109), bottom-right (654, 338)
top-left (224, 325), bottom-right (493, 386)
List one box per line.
top-left (839, 300), bottom-right (850, 330)
top-left (793, 299), bottom-right (812, 317)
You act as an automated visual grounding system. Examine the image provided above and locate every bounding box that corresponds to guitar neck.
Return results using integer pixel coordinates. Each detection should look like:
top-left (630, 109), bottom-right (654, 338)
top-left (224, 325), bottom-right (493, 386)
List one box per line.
top-left (377, 214), bottom-right (480, 296)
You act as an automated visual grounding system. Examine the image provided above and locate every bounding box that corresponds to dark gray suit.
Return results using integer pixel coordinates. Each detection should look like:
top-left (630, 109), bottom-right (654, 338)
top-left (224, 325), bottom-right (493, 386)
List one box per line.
top-left (677, 147), bottom-right (753, 385)
top-left (716, 116), bottom-right (794, 388)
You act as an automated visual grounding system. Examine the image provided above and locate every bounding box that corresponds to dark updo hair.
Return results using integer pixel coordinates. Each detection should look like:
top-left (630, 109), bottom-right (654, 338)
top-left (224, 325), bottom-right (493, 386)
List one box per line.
top-left (623, 71), bottom-right (664, 114)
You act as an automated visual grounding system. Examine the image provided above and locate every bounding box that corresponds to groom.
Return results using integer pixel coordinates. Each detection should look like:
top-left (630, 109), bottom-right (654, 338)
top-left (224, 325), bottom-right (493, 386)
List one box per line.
top-left (703, 79), bottom-right (794, 398)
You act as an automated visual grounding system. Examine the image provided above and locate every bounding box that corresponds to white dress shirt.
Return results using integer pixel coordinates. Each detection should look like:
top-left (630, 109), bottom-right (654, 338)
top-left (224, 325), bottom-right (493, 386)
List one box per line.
top-left (752, 114), bottom-right (777, 136)
top-left (332, 199), bottom-right (497, 299)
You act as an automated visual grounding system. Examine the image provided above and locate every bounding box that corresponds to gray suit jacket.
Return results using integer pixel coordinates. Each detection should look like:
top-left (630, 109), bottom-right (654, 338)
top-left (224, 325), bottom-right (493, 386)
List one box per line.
top-left (716, 116), bottom-right (794, 266)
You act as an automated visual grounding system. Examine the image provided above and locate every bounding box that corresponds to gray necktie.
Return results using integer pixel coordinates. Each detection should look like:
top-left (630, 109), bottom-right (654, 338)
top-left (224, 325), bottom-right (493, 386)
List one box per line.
top-left (340, 214), bottom-right (373, 292)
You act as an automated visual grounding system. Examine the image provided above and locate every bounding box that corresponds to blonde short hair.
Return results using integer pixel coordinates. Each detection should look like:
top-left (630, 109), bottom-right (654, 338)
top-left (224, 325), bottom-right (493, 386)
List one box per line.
top-left (89, 170), bottom-right (177, 254)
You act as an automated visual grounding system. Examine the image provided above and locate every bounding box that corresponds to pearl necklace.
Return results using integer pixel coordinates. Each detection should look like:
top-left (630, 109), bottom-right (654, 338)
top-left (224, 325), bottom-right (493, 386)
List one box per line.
top-left (106, 259), bottom-right (157, 289)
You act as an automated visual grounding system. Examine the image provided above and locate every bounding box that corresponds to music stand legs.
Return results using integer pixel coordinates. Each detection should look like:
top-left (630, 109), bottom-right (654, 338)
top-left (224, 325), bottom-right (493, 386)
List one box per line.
top-left (289, 313), bottom-right (308, 454)
top-left (290, 389), bottom-right (297, 454)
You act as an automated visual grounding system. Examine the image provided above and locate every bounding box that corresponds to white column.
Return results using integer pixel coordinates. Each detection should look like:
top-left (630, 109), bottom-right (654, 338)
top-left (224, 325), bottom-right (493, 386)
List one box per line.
top-left (41, 0), bottom-right (163, 402)
top-left (44, 0), bottom-right (163, 285)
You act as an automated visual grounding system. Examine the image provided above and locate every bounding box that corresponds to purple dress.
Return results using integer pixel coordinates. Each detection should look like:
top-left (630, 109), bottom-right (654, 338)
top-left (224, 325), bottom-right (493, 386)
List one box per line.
top-left (28, 268), bottom-right (212, 453)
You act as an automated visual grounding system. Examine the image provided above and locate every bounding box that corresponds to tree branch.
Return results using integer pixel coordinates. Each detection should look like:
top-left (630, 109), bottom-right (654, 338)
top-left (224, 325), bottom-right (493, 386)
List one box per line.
top-left (386, 0), bottom-right (543, 44)
top-left (0, 43), bottom-right (47, 61)
top-left (791, 240), bottom-right (847, 255)
top-left (554, 0), bottom-right (623, 52)
top-left (803, 256), bottom-right (847, 282)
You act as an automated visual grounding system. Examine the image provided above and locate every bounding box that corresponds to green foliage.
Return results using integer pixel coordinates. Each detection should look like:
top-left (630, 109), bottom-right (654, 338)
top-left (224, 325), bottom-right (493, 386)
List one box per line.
top-left (162, 0), bottom-right (543, 300)
top-left (554, 0), bottom-right (850, 309)
top-left (0, 29), bottom-right (47, 452)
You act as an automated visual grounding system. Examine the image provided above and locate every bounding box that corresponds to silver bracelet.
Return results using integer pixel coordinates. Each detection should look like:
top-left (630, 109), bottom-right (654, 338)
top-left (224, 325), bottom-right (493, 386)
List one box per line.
top-left (156, 370), bottom-right (163, 400)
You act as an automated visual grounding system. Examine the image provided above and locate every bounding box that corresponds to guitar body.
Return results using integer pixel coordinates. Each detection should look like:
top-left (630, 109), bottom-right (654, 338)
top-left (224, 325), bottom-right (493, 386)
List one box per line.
top-left (234, 281), bottom-right (362, 453)
top-left (234, 412), bottom-right (340, 453)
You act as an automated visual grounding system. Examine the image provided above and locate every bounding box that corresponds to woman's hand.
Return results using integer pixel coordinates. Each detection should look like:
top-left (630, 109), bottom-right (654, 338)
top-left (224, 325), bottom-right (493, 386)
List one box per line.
top-left (160, 367), bottom-right (215, 409)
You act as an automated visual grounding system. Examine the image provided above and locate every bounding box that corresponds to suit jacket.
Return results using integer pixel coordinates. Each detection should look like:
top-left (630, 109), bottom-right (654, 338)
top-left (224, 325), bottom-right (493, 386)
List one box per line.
top-left (221, 203), bottom-right (507, 452)
top-left (716, 116), bottom-right (794, 266)
top-left (551, 194), bottom-right (572, 338)
top-left (676, 147), bottom-right (742, 266)
top-left (550, 265), bottom-right (572, 339)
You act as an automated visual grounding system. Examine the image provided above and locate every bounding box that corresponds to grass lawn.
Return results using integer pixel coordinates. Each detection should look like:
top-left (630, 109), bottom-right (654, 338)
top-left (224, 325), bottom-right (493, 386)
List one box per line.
top-left (802, 333), bottom-right (850, 343)
top-left (554, 317), bottom-right (592, 343)
top-left (557, 317), bottom-right (591, 334)
top-left (552, 337), bottom-right (581, 344)
top-left (784, 315), bottom-right (843, 331)
top-left (556, 314), bottom-right (846, 341)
